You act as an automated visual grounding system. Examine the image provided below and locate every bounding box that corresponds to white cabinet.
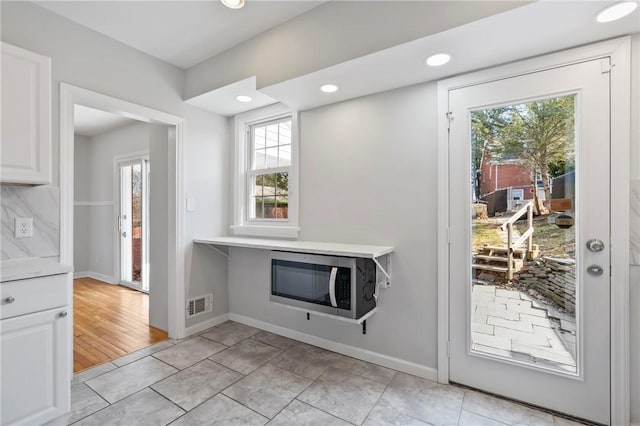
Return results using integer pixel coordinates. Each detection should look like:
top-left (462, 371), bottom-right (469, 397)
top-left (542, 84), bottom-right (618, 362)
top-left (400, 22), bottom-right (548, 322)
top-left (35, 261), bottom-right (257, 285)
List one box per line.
top-left (1, 42), bottom-right (51, 185)
top-left (1, 273), bottom-right (70, 426)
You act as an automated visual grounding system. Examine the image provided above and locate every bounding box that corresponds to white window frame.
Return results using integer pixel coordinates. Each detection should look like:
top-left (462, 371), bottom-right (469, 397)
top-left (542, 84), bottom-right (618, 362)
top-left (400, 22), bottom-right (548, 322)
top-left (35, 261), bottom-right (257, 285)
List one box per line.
top-left (231, 103), bottom-right (300, 239)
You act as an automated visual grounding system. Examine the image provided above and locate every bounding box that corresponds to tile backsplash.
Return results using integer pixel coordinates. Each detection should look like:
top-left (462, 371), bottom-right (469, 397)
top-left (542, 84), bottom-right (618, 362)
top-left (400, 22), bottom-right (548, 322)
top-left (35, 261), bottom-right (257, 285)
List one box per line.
top-left (1, 185), bottom-right (60, 260)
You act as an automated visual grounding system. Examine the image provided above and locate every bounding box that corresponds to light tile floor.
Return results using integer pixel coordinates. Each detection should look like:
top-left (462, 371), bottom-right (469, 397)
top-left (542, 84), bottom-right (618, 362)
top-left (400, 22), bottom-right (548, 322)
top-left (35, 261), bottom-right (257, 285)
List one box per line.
top-left (48, 321), bottom-right (589, 426)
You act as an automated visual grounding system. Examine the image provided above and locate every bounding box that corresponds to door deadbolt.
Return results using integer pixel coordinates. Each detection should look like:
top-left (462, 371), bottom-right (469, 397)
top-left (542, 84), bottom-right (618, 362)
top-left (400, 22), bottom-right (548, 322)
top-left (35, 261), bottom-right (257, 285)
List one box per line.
top-left (587, 265), bottom-right (604, 276)
top-left (586, 239), bottom-right (605, 252)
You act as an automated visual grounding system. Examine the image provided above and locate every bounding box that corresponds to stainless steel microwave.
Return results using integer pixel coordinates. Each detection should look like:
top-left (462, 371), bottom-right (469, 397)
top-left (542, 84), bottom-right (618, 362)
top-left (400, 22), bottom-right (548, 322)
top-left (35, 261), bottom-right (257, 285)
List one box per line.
top-left (270, 251), bottom-right (376, 320)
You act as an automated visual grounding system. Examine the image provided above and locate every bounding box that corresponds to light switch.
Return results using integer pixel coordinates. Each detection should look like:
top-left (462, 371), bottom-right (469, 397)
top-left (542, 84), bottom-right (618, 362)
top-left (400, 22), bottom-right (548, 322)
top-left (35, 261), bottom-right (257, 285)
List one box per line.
top-left (186, 197), bottom-right (196, 212)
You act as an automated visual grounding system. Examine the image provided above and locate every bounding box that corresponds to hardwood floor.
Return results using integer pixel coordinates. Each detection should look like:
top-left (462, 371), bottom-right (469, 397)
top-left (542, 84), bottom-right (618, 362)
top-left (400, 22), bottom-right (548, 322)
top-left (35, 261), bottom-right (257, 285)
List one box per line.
top-left (73, 277), bottom-right (168, 373)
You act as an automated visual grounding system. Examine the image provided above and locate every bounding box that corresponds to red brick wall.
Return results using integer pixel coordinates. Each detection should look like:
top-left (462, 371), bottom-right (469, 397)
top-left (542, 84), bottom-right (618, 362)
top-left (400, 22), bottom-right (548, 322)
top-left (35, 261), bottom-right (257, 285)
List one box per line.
top-left (132, 228), bottom-right (142, 282)
top-left (480, 161), bottom-right (532, 197)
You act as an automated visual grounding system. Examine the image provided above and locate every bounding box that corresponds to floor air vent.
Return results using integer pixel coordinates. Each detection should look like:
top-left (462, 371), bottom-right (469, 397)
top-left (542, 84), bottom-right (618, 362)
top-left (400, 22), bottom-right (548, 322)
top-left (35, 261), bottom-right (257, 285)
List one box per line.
top-left (186, 294), bottom-right (213, 318)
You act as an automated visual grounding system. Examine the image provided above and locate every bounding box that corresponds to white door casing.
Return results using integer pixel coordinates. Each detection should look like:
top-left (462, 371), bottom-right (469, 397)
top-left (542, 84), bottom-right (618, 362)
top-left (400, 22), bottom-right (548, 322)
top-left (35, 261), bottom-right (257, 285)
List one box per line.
top-left (437, 37), bottom-right (631, 426)
top-left (59, 83), bottom-right (186, 344)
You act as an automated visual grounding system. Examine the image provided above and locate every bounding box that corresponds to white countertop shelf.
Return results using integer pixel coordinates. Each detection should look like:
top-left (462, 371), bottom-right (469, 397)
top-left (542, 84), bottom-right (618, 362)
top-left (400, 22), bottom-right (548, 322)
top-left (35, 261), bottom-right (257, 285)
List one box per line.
top-left (194, 236), bottom-right (393, 259)
top-left (1, 257), bottom-right (73, 282)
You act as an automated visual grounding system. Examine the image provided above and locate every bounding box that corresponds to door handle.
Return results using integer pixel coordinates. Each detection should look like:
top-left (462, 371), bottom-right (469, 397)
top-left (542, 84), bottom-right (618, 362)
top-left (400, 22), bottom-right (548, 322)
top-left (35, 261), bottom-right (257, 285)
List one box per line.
top-left (329, 267), bottom-right (338, 308)
top-left (587, 265), bottom-right (604, 276)
top-left (586, 239), bottom-right (605, 252)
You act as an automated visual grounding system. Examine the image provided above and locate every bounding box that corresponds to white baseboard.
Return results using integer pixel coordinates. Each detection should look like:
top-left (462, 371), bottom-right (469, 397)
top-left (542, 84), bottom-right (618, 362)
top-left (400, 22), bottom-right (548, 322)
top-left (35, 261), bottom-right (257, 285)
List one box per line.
top-left (73, 271), bottom-right (89, 279)
top-left (85, 271), bottom-right (117, 284)
top-left (229, 313), bottom-right (438, 381)
top-left (184, 313), bottom-right (230, 337)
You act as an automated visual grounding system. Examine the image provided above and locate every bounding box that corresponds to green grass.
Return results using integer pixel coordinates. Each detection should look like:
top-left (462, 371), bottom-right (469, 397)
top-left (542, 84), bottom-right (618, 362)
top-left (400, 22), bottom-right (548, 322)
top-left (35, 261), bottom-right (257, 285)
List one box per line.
top-left (472, 222), bottom-right (503, 253)
top-left (532, 218), bottom-right (574, 258)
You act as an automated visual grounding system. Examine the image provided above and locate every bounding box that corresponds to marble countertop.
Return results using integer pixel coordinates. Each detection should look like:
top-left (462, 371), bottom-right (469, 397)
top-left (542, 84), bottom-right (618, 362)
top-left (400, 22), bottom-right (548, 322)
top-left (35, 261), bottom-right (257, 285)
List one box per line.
top-left (1, 257), bottom-right (73, 282)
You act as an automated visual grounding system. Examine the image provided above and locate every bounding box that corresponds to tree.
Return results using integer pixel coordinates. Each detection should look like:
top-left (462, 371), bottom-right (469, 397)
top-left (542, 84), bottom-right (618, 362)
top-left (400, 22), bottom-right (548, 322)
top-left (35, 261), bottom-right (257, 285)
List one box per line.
top-left (471, 107), bottom-right (509, 199)
top-left (255, 172), bottom-right (288, 196)
top-left (473, 96), bottom-right (575, 214)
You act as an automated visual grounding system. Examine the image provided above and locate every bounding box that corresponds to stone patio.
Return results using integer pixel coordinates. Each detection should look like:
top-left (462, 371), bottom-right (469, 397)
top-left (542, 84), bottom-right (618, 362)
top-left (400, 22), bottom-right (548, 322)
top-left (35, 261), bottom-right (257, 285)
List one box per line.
top-left (472, 284), bottom-right (577, 373)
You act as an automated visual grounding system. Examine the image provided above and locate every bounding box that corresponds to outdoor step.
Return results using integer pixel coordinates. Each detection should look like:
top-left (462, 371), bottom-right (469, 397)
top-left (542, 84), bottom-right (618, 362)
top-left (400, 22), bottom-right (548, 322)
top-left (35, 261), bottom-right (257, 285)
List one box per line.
top-left (475, 255), bottom-right (510, 263)
top-left (482, 246), bottom-right (527, 254)
top-left (474, 255), bottom-right (524, 268)
top-left (472, 264), bottom-right (509, 273)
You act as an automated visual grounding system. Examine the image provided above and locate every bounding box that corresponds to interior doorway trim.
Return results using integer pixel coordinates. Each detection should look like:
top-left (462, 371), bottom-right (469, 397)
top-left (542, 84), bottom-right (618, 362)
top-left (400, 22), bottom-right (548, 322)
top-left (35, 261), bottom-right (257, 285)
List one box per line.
top-left (436, 37), bottom-right (630, 425)
top-left (59, 83), bottom-right (187, 343)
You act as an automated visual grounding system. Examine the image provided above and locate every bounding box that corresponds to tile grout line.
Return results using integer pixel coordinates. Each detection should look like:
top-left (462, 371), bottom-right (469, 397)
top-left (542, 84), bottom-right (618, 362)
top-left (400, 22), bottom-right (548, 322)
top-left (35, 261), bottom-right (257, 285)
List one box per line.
top-left (162, 360), bottom-right (248, 416)
top-left (146, 387), bottom-right (187, 419)
top-left (68, 386), bottom-right (151, 425)
top-left (456, 390), bottom-right (466, 425)
top-left (358, 375), bottom-right (393, 426)
top-left (293, 398), bottom-right (360, 425)
top-left (217, 392), bottom-right (272, 422)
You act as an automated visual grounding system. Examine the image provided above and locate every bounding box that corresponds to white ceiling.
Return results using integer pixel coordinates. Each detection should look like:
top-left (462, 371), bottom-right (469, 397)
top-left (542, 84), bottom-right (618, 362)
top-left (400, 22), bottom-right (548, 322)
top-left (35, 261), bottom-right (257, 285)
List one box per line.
top-left (74, 104), bottom-right (135, 137)
top-left (35, 1), bottom-right (323, 69)
top-left (260, 1), bottom-right (640, 111)
top-left (186, 76), bottom-right (277, 117)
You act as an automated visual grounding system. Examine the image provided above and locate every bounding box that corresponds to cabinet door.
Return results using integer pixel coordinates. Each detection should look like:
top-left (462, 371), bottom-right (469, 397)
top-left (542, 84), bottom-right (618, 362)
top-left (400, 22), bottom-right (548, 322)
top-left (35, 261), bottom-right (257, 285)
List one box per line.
top-left (1, 42), bottom-right (51, 184)
top-left (1, 307), bottom-right (70, 425)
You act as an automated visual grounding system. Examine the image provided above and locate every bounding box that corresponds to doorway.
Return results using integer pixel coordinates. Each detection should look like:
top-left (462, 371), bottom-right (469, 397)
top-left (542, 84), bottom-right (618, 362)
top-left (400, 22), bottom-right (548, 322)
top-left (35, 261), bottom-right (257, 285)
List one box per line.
top-left (449, 59), bottom-right (609, 422)
top-left (118, 156), bottom-right (150, 292)
top-left (72, 106), bottom-right (169, 372)
top-left (61, 84), bottom-right (186, 344)
top-left (437, 38), bottom-right (631, 426)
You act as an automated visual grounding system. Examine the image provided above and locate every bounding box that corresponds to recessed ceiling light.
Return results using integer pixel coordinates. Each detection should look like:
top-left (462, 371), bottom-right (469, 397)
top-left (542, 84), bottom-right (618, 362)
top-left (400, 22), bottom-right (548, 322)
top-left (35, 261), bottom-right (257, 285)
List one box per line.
top-left (425, 53), bottom-right (451, 67)
top-left (320, 84), bottom-right (339, 93)
top-left (221, 0), bottom-right (245, 9)
top-left (596, 1), bottom-right (638, 22)
top-left (236, 95), bottom-right (252, 103)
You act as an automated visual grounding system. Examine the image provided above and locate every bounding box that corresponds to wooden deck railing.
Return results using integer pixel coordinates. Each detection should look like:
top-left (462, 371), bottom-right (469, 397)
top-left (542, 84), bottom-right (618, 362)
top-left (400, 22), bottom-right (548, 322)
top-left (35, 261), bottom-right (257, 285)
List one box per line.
top-left (500, 201), bottom-right (534, 280)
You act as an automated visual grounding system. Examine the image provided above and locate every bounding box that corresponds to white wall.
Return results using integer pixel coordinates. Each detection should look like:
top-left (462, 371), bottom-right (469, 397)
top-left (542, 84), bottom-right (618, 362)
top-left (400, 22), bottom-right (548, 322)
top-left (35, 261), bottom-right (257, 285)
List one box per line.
top-left (73, 134), bottom-right (91, 274)
top-left (148, 124), bottom-right (170, 331)
top-left (183, 107), bottom-right (230, 330)
top-left (1, 2), bottom-right (230, 335)
top-left (629, 33), bottom-right (640, 426)
top-left (228, 82), bottom-right (439, 371)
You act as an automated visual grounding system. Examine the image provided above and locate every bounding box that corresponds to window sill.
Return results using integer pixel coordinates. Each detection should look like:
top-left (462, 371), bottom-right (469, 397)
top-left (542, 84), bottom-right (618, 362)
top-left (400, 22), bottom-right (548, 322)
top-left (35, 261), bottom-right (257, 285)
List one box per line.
top-left (230, 224), bottom-right (300, 239)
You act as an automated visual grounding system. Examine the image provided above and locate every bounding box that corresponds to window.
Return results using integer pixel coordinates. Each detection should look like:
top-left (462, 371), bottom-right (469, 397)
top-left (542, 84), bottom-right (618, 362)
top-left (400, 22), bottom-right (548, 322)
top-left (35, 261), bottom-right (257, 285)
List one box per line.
top-left (231, 104), bottom-right (299, 238)
top-left (249, 118), bottom-right (291, 220)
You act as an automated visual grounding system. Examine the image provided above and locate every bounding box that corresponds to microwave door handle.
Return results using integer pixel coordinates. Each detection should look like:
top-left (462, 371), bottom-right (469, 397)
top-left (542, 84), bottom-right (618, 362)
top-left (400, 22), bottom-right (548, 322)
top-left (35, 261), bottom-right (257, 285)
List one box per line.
top-left (329, 267), bottom-right (338, 308)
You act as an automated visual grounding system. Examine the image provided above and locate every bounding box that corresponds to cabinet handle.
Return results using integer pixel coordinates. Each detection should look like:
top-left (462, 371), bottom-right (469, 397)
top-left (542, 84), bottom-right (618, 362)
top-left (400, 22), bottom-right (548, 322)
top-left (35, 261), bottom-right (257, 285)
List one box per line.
top-left (4, 296), bottom-right (15, 304)
top-left (58, 311), bottom-right (68, 318)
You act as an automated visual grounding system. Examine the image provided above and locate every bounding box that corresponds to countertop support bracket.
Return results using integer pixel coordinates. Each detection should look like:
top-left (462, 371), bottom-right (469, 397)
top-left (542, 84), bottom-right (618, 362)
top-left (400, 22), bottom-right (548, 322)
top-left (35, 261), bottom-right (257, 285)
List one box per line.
top-left (372, 254), bottom-right (392, 287)
top-left (202, 243), bottom-right (230, 259)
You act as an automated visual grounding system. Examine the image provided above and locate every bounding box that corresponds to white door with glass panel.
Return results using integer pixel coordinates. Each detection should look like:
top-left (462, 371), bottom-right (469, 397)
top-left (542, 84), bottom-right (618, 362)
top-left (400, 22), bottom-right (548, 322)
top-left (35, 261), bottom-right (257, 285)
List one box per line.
top-left (448, 58), bottom-right (610, 423)
top-left (118, 158), bottom-right (149, 292)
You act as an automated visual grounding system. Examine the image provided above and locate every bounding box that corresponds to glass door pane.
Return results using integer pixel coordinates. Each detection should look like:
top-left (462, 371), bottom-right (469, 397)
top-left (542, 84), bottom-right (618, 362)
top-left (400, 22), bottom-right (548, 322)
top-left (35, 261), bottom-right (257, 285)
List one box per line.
top-left (120, 160), bottom-right (146, 290)
top-left (470, 95), bottom-right (577, 374)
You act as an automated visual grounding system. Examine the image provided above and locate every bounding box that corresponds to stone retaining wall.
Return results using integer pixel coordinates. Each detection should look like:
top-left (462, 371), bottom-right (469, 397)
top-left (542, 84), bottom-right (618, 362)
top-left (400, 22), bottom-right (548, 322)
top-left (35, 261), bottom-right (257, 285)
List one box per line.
top-left (516, 257), bottom-right (576, 313)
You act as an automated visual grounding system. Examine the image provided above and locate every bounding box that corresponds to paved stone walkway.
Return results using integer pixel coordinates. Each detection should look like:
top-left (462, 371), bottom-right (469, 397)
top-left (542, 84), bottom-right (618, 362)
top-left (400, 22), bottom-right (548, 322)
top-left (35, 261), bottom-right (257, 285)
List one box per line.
top-left (472, 284), bottom-right (577, 373)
